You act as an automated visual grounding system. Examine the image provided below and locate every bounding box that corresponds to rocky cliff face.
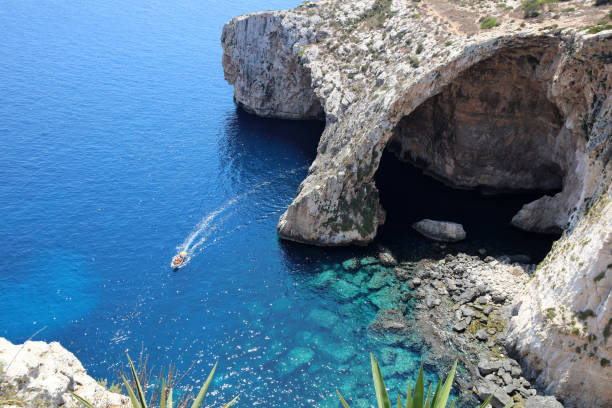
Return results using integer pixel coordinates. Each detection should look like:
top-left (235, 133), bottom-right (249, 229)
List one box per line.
top-left (0, 338), bottom-right (129, 408)
top-left (222, 0), bottom-right (611, 406)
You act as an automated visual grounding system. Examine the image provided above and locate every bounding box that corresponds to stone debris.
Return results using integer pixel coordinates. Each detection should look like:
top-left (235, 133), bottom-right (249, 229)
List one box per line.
top-left (222, 3), bottom-right (611, 402)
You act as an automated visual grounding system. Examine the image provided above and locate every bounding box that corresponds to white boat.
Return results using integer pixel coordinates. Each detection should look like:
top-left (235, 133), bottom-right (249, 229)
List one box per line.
top-left (171, 251), bottom-right (188, 270)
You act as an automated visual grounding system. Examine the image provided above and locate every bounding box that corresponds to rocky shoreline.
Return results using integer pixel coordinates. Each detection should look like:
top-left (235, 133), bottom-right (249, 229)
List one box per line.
top-left (0, 250), bottom-right (579, 408)
top-left (391, 252), bottom-right (564, 408)
top-left (221, 0), bottom-right (611, 405)
top-left (0, 338), bottom-right (129, 408)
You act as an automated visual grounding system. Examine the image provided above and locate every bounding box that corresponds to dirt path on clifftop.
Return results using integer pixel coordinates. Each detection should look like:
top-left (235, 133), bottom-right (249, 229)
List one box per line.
top-left (425, 0), bottom-right (479, 35)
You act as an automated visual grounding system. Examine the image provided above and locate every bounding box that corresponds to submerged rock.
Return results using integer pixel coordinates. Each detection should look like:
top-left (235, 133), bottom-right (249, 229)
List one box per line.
top-left (308, 269), bottom-right (337, 289)
top-left (307, 308), bottom-right (339, 328)
top-left (330, 279), bottom-right (362, 300)
top-left (360, 256), bottom-right (378, 266)
top-left (412, 219), bottom-right (466, 242)
top-left (342, 258), bottom-right (360, 271)
top-left (279, 347), bottom-right (315, 375)
top-left (366, 270), bottom-right (391, 290)
top-left (368, 286), bottom-right (402, 310)
top-left (369, 308), bottom-right (409, 333)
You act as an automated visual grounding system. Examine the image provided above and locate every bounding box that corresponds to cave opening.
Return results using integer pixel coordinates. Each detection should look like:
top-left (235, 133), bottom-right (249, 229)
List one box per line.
top-left (373, 48), bottom-right (565, 262)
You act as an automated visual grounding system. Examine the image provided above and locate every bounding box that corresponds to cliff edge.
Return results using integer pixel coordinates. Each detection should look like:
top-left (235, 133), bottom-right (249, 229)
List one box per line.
top-left (0, 338), bottom-right (129, 408)
top-left (222, 0), bottom-right (611, 406)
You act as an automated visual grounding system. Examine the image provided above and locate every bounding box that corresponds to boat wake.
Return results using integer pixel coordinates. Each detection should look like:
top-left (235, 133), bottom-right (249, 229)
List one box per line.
top-left (172, 165), bottom-right (308, 268)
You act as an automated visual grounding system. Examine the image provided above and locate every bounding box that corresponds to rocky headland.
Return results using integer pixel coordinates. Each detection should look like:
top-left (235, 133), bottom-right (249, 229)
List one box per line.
top-left (222, 0), bottom-right (611, 406)
top-left (0, 338), bottom-right (129, 408)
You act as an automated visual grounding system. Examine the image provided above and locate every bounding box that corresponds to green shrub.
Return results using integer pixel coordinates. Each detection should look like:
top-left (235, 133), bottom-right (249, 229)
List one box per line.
top-left (410, 56), bottom-right (420, 67)
top-left (586, 24), bottom-right (612, 34)
top-left (480, 17), bottom-right (500, 29)
top-left (72, 354), bottom-right (238, 408)
top-left (521, 0), bottom-right (559, 18)
top-left (576, 309), bottom-right (596, 320)
top-left (416, 43), bottom-right (424, 54)
top-left (336, 354), bottom-right (505, 408)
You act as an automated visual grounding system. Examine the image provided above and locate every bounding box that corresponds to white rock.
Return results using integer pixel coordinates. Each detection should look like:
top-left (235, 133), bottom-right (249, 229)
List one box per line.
top-left (0, 338), bottom-right (129, 408)
top-left (412, 219), bottom-right (466, 242)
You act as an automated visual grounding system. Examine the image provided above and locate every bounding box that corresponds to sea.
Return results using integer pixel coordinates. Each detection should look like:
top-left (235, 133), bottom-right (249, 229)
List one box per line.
top-left (0, 1), bottom-right (557, 406)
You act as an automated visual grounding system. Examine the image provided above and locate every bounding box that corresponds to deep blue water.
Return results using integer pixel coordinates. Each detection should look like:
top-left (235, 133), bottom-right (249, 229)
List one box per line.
top-left (0, 1), bottom-right (557, 407)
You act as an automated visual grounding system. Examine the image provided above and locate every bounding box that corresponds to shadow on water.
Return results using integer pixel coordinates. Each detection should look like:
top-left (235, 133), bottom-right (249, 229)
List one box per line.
top-left (217, 108), bottom-right (324, 175)
top-left (374, 149), bottom-right (561, 263)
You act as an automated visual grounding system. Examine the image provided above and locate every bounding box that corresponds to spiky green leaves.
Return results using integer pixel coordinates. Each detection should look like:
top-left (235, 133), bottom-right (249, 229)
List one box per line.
top-left (337, 355), bottom-right (496, 408)
top-left (72, 354), bottom-right (238, 408)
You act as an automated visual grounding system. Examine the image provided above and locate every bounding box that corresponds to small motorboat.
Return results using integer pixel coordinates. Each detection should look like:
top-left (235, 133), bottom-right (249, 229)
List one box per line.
top-left (171, 251), bottom-right (188, 270)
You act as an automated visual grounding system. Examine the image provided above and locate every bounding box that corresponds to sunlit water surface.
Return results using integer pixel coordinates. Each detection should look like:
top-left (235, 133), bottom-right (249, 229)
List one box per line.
top-left (0, 1), bottom-right (557, 407)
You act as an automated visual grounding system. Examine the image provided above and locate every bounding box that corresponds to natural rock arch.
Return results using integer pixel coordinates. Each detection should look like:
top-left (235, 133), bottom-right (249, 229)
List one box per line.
top-left (378, 43), bottom-right (573, 234)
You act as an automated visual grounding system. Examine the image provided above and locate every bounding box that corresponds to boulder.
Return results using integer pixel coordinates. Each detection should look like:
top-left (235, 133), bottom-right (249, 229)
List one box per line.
top-left (524, 396), bottom-right (564, 408)
top-left (425, 294), bottom-right (441, 308)
top-left (474, 379), bottom-right (514, 408)
top-left (412, 219), bottom-right (466, 242)
top-left (453, 319), bottom-right (469, 332)
top-left (369, 308), bottom-right (409, 333)
top-left (394, 267), bottom-right (411, 281)
top-left (476, 328), bottom-right (489, 341)
top-left (378, 249), bottom-right (398, 266)
top-left (478, 358), bottom-right (503, 376)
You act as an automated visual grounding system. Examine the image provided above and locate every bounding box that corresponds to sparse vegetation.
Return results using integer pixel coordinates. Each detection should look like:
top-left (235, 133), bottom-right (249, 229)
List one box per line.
top-left (336, 354), bottom-right (503, 408)
top-left (416, 43), bottom-right (424, 54)
top-left (576, 309), bottom-right (596, 320)
top-left (96, 378), bottom-right (122, 394)
top-left (521, 0), bottom-right (558, 18)
top-left (72, 354), bottom-right (238, 408)
top-left (480, 17), bottom-right (500, 29)
top-left (545, 307), bottom-right (556, 321)
top-left (585, 23), bottom-right (612, 34)
top-left (593, 271), bottom-right (605, 282)
top-left (444, 40), bottom-right (453, 46)
top-left (603, 318), bottom-right (612, 339)
top-left (601, 358), bottom-right (610, 367)
top-left (410, 56), bottom-right (420, 67)
top-left (359, 0), bottom-right (394, 28)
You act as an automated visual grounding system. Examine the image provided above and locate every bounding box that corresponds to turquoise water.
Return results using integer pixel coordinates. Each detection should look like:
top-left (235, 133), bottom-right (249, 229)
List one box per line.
top-left (0, 0), bottom-right (556, 406)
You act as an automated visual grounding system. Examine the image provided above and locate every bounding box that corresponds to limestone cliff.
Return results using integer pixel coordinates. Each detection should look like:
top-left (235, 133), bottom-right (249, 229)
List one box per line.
top-left (0, 338), bottom-right (129, 408)
top-left (222, 0), bottom-right (612, 406)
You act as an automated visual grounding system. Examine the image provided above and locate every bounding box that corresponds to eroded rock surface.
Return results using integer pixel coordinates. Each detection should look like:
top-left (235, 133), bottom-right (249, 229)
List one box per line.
top-left (0, 338), bottom-right (129, 408)
top-left (222, 0), bottom-right (612, 406)
top-left (412, 219), bottom-right (466, 242)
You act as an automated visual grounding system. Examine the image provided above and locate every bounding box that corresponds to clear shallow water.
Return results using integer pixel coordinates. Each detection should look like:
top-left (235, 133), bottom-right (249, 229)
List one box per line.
top-left (0, 1), bottom-right (557, 407)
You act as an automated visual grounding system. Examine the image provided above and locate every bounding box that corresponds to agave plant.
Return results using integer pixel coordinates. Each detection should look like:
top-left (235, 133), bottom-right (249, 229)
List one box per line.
top-left (337, 354), bottom-right (505, 408)
top-left (72, 354), bottom-right (238, 408)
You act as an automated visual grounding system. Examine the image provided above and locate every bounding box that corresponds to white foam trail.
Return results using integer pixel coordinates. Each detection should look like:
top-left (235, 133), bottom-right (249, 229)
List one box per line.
top-left (177, 180), bottom-right (272, 253)
top-left (175, 164), bottom-right (309, 261)
top-left (189, 208), bottom-right (238, 252)
top-left (193, 207), bottom-right (286, 254)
